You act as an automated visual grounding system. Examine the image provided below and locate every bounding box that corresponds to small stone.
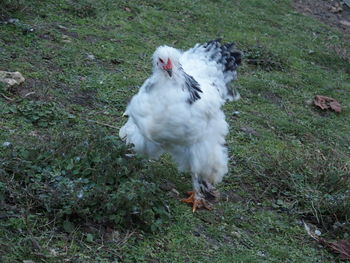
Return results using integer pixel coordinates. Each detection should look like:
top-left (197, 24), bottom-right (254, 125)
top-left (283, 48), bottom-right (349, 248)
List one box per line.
top-left (340, 20), bottom-right (350, 27)
top-left (305, 99), bottom-right (313, 105)
top-left (170, 188), bottom-right (180, 196)
top-left (231, 231), bottom-right (241, 238)
top-left (87, 54), bottom-right (95, 60)
top-left (0, 71), bottom-right (25, 87)
top-left (77, 191), bottom-right (84, 199)
top-left (49, 248), bottom-right (58, 256)
top-left (8, 18), bottom-right (19, 24)
top-left (2, 142), bottom-right (11, 147)
top-left (330, 5), bottom-right (343, 13)
top-left (160, 181), bottom-right (176, 191)
top-left (212, 244), bottom-right (219, 250)
top-left (61, 34), bottom-right (72, 43)
top-left (240, 126), bottom-right (260, 136)
top-left (57, 24), bottom-right (68, 30)
top-left (257, 251), bottom-right (266, 257)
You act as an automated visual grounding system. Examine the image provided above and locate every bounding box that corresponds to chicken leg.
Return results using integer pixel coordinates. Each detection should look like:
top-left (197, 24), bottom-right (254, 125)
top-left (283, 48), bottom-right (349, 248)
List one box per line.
top-left (181, 191), bottom-right (212, 212)
top-left (181, 173), bottom-right (218, 212)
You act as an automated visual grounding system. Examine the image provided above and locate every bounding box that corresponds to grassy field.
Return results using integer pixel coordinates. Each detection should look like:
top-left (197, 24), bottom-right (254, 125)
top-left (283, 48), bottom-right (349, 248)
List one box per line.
top-left (1, 0), bottom-right (350, 262)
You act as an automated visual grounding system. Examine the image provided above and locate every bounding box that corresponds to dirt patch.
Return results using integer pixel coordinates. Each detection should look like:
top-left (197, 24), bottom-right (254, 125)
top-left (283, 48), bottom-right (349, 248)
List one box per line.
top-left (293, 0), bottom-right (350, 35)
top-left (221, 190), bottom-right (244, 203)
top-left (262, 91), bottom-right (283, 106)
top-left (8, 78), bottom-right (53, 101)
top-left (69, 89), bottom-right (97, 107)
top-left (244, 45), bottom-right (288, 72)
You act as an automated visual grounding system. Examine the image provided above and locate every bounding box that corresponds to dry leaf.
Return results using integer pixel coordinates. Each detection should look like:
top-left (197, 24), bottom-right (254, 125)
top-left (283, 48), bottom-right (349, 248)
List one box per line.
top-left (304, 221), bottom-right (350, 260)
top-left (313, 95), bottom-right (342, 113)
top-left (124, 7), bottom-right (131, 12)
top-left (328, 240), bottom-right (350, 260)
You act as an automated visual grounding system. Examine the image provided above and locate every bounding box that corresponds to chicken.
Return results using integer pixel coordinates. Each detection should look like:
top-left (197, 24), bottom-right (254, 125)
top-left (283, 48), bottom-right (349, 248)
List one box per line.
top-left (119, 39), bottom-right (241, 212)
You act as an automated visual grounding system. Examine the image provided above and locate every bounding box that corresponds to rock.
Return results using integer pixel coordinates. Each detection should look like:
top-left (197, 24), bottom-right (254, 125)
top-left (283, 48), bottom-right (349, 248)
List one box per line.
top-left (61, 34), bottom-right (72, 43)
top-left (222, 190), bottom-right (244, 202)
top-left (8, 18), bottom-right (20, 24)
top-left (240, 126), bottom-right (260, 136)
top-left (159, 180), bottom-right (176, 191)
top-left (329, 4), bottom-right (343, 14)
top-left (57, 24), bottom-right (68, 30)
top-left (2, 142), bottom-right (12, 147)
top-left (169, 188), bottom-right (180, 197)
top-left (340, 20), bottom-right (350, 27)
top-left (315, 229), bottom-right (322, 236)
top-left (87, 54), bottom-right (95, 60)
top-left (0, 71), bottom-right (25, 87)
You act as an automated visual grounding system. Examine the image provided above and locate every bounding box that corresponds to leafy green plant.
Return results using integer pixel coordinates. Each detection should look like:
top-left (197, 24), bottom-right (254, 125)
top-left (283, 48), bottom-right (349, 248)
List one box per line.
top-left (244, 45), bottom-right (287, 71)
top-left (62, 0), bottom-right (98, 18)
top-left (16, 100), bottom-right (75, 127)
top-left (1, 129), bottom-right (170, 231)
top-left (248, 148), bottom-right (350, 228)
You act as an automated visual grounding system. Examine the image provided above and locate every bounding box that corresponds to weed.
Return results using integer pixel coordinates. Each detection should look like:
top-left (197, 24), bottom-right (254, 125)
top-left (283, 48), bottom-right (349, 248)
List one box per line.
top-left (1, 129), bottom-right (170, 232)
top-left (63, 1), bottom-right (98, 18)
top-left (244, 45), bottom-right (287, 71)
top-left (16, 100), bottom-right (75, 127)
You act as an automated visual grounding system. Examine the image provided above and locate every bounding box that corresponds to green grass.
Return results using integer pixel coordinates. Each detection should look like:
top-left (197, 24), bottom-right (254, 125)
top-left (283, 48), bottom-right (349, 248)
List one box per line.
top-left (1, 0), bottom-right (350, 262)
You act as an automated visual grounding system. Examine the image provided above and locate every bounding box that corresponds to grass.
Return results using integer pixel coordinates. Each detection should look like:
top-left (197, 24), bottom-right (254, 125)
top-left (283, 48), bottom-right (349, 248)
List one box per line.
top-left (1, 0), bottom-right (350, 262)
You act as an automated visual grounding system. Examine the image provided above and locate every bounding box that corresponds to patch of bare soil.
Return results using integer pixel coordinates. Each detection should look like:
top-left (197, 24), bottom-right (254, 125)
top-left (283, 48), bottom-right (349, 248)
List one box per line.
top-left (293, 0), bottom-right (350, 35)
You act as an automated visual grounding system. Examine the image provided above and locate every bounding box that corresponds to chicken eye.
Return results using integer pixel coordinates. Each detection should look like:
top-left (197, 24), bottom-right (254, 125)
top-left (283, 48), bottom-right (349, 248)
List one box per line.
top-left (159, 58), bottom-right (164, 63)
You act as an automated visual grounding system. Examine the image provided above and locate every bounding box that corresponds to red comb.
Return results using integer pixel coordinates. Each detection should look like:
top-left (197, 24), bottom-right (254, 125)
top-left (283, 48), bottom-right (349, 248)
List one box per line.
top-left (163, 58), bottom-right (172, 70)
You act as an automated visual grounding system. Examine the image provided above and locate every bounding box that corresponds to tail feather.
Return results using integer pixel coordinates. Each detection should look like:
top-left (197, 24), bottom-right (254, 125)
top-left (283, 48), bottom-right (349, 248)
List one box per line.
top-left (203, 39), bottom-right (242, 101)
top-left (204, 39), bottom-right (242, 75)
top-left (184, 39), bottom-right (242, 102)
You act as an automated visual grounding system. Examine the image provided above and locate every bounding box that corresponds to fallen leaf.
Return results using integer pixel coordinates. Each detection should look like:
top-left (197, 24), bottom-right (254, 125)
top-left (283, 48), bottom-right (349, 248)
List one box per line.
top-left (328, 240), bottom-right (350, 260)
top-left (124, 7), bottom-right (131, 12)
top-left (304, 221), bottom-right (350, 260)
top-left (313, 95), bottom-right (342, 113)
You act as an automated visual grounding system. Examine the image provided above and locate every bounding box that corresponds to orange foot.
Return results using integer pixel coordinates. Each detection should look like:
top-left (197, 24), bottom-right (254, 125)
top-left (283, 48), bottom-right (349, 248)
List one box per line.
top-left (181, 191), bottom-right (212, 212)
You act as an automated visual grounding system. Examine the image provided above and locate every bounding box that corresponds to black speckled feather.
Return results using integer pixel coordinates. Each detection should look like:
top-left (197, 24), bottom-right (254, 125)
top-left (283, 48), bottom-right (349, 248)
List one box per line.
top-left (183, 72), bottom-right (202, 104)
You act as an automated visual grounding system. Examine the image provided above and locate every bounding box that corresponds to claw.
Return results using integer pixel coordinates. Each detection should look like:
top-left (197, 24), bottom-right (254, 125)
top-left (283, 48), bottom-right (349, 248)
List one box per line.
top-left (181, 191), bottom-right (212, 212)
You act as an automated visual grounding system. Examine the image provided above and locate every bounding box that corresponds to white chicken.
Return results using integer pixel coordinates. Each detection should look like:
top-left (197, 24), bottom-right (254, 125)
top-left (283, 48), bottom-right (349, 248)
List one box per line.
top-left (119, 39), bottom-right (241, 212)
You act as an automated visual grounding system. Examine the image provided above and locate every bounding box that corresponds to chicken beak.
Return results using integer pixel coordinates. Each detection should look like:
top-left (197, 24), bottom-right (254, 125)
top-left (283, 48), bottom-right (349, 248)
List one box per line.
top-left (166, 69), bottom-right (172, 77)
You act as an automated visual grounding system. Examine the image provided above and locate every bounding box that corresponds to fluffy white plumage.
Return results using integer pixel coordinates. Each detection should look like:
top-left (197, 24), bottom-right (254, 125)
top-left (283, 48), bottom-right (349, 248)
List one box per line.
top-left (119, 39), bottom-right (241, 211)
